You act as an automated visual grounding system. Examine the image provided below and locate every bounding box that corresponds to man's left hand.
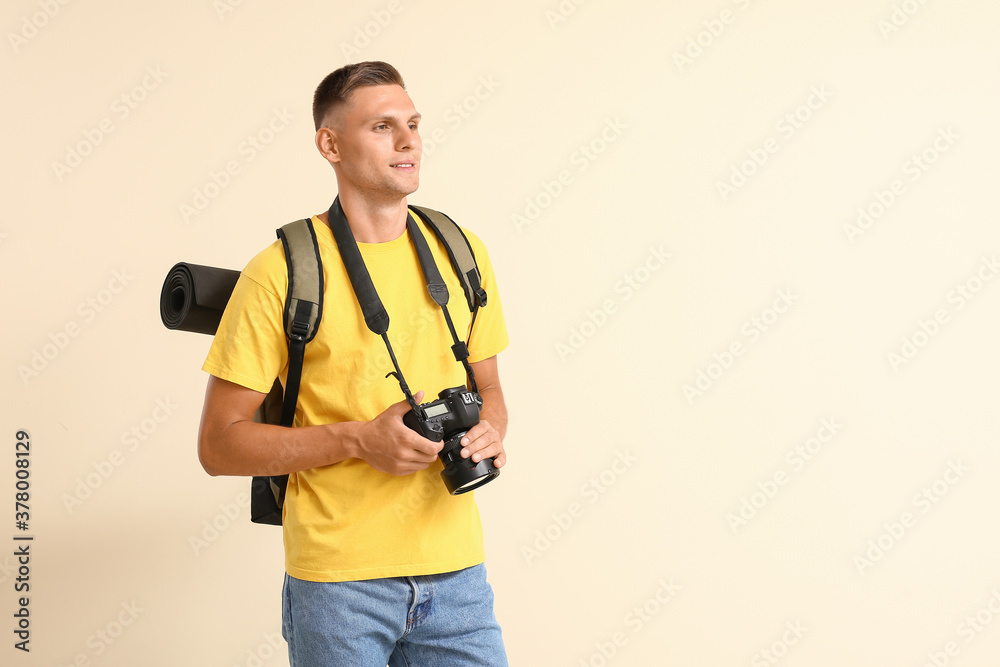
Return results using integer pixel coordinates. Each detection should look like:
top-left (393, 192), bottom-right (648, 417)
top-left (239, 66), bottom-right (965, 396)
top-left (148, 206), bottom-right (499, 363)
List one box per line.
top-left (459, 419), bottom-right (506, 468)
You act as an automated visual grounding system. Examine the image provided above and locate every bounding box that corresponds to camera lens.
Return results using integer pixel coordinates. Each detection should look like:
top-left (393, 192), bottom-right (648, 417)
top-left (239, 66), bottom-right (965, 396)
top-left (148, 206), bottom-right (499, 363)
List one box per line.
top-left (439, 434), bottom-right (499, 494)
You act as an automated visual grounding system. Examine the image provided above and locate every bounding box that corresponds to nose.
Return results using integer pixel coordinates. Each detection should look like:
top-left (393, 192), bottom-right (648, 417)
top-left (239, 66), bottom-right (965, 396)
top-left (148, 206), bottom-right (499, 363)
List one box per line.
top-left (398, 126), bottom-right (420, 152)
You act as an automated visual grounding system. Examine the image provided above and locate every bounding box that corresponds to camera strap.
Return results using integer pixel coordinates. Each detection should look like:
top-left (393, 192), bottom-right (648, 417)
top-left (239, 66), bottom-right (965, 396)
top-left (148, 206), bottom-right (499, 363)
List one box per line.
top-left (326, 197), bottom-right (479, 414)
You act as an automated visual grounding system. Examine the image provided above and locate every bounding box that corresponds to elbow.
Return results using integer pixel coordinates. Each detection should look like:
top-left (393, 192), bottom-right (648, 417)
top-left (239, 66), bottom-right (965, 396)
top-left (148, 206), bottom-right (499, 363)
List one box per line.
top-left (197, 428), bottom-right (226, 477)
top-left (201, 460), bottom-right (224, 477)
top-left (198, 447), bottom-right (223, 477)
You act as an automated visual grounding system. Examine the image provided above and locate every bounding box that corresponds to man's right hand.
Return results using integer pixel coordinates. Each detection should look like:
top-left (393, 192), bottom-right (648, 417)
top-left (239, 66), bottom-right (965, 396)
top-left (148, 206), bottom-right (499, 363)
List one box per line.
top-left (356, 391), bottom-right (444, 475)
top-left (199, 377), bottom-right (443, 477)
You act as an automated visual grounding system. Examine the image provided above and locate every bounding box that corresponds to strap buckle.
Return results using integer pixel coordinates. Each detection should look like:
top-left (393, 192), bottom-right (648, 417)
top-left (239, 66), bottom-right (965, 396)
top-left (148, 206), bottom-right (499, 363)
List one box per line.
top-left (289, 317), bottom-right (310, 339)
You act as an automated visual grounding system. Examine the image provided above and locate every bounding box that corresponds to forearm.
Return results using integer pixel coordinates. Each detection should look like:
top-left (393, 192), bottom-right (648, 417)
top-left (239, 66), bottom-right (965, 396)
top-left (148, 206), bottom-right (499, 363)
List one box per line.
top-left (478, 384), bottom-right (507, 441)
top-left (199, 417), bottom-right (362, 477)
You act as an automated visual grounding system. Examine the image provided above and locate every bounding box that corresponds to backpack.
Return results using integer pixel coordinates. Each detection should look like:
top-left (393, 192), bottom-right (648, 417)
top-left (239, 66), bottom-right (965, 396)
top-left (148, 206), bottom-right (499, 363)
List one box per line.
top-left (249, 205), bottom-right (488, 525)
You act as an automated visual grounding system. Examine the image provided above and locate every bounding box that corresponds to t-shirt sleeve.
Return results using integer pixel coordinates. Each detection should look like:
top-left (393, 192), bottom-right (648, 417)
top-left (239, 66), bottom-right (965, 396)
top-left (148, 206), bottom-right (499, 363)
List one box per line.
top-left (202, 242), bottom-right (289, 394)
top-left (463, 231), bottom-right (510, 363)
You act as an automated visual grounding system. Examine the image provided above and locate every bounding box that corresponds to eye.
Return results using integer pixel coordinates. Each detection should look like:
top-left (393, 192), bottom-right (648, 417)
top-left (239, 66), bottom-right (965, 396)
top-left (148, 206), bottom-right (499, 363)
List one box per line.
top-left (374, 123), bottom-right (388, 131)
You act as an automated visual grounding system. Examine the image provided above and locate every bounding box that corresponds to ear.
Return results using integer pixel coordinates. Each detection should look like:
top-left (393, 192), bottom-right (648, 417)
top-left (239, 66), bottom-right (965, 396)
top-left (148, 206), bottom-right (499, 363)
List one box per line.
top-left (315, 127), bottom-right (340, 165)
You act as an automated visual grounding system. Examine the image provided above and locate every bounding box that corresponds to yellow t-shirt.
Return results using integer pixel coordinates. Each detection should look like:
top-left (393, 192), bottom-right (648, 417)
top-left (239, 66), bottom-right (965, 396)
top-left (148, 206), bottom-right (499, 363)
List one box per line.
top-left (203, 210), bottom-right (509, 582)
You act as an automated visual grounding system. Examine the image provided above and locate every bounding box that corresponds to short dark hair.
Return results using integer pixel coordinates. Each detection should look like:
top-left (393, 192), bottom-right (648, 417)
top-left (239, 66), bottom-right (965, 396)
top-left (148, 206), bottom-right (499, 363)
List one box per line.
top-left (312, 61), bottom-right (406, 130)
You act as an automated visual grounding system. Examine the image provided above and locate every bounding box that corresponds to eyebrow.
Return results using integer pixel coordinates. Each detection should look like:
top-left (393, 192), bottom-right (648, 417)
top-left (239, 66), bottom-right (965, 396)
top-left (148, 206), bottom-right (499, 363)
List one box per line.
top-left (368, 113), bottom-right (422, 123)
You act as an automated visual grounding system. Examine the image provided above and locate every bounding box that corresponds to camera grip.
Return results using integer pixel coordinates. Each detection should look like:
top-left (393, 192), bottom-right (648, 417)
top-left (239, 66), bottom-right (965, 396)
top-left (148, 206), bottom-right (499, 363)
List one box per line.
top-left (403, 409), bottom-right (444, 441)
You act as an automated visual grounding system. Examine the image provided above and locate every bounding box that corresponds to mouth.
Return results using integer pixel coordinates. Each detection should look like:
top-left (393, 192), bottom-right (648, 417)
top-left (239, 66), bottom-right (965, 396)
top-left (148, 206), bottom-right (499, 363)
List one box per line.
top-left (391, 161), bottom-right (416, 171)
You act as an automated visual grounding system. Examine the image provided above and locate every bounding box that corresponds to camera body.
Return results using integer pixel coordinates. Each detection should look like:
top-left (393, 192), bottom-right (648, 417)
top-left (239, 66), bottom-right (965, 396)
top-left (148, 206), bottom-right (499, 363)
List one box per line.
top-left (403, 387), bottom-right (499, 494)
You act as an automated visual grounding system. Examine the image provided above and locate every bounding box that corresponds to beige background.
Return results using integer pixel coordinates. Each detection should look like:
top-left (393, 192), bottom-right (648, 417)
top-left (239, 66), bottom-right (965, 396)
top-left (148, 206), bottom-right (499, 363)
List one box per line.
top-left (3, 0), bottom-right (1000, 665)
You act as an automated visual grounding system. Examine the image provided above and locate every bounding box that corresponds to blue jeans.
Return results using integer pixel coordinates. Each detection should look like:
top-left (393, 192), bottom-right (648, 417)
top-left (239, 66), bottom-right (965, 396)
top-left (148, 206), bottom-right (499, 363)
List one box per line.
top-left (281, 564), bottom-right (508, 666)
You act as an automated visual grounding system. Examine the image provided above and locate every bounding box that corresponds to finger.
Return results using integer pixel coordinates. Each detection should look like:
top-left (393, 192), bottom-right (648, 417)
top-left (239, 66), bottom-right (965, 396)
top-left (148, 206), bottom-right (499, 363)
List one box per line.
top-left (410, 439), bottom-right (443, 459)
top-left (459, 422), bottom-right (490, 448)
top-left (389, 390), bottom-right (424, 417)
top-left (462, 432), bottom-right (501, 462)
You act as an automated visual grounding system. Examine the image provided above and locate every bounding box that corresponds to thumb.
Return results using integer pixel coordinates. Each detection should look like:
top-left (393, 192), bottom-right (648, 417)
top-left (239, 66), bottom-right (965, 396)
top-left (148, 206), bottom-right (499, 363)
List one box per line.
top-left (389, 391), bottom-right (423, 415)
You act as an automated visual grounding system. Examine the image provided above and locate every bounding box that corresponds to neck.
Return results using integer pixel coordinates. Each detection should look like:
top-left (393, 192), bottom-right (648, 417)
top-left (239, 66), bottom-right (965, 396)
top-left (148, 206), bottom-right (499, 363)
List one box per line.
top-left (320, 191), bottom-right (409, 243)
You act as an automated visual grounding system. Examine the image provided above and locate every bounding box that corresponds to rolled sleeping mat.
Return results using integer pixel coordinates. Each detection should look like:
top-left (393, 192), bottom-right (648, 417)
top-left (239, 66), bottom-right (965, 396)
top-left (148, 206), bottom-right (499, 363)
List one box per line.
top-left (160, 262), bottom-right (241, 335)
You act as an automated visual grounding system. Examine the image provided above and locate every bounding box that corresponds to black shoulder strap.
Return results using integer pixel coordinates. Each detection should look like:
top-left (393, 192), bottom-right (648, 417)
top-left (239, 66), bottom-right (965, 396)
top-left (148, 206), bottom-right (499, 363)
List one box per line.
top-left (275, 218), bottom-right (324, 427)
top-left (410, 205), bottom-right (487, 312)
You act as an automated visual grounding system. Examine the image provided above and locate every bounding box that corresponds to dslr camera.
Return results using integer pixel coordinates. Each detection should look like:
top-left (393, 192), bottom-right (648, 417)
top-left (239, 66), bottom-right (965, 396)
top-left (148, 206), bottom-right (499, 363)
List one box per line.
top-left (403, 387), bottom-right (500, 494)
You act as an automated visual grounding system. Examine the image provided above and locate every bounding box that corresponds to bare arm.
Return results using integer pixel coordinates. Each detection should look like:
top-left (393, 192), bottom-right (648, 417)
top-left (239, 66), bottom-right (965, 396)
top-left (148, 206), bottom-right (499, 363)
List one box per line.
top-left (197, 375), bottom-right (441, 477)
top-left (458, 355), bottom-right (508, 468)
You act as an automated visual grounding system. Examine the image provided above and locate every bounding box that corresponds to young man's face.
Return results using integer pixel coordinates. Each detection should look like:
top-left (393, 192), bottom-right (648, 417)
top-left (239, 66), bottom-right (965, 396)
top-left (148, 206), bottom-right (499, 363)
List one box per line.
top-left (325, 84), bottom-right (422, 200)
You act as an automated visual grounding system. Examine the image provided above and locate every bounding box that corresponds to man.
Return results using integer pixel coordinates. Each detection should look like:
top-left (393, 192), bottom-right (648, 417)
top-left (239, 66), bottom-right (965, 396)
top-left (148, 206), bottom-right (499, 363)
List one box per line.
top-left (198, 61), bottom-right (510, 666)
